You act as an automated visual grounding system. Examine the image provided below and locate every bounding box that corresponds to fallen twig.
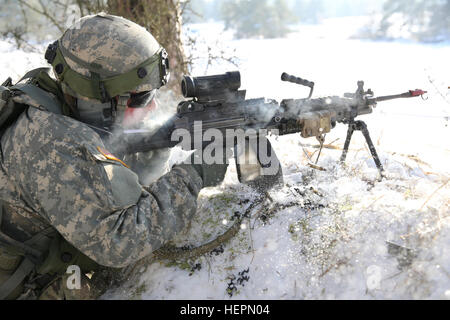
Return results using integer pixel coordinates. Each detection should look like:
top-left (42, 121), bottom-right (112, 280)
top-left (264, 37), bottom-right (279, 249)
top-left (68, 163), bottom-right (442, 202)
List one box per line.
top-left (419, 179), bottom-right (449, 211)
top-left (364, 195), bottom-right (385, 210)
top-left (307, 163), bottom-right (327, 171)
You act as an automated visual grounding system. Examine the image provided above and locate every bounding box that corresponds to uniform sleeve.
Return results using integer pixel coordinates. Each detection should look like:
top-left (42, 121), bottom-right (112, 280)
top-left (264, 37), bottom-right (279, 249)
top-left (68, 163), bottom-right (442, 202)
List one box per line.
top-left (2, 108), bottom-right (203, 267)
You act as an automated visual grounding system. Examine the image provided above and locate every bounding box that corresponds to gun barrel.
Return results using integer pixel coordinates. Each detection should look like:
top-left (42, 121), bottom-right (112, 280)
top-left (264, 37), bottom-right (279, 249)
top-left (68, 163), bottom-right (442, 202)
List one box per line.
top-left (372, 89), bottom-right (427, 103)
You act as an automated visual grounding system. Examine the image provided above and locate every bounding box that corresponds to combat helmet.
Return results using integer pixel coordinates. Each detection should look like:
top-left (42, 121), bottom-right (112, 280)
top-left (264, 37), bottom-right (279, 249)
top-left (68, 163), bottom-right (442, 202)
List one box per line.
top-left (44, 13), bottom-right (170, 129)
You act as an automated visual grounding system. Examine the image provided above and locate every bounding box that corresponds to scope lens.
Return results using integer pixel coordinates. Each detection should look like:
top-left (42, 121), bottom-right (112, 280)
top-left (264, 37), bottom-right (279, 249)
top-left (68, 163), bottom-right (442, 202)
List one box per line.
top-left (181, 76), bottom-right (195, 98)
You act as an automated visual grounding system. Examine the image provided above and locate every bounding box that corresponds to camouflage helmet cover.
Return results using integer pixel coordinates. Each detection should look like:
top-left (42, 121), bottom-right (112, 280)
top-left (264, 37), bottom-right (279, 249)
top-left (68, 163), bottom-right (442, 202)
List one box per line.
top-left (47, 13), bottom-right (170, 100)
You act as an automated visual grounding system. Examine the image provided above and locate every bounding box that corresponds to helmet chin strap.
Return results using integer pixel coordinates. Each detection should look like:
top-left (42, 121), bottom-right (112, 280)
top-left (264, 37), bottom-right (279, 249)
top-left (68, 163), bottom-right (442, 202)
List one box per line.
top-left (75, 96), bottom-right (117, 130)
top-left (63, 93), bottom-right (81, 119)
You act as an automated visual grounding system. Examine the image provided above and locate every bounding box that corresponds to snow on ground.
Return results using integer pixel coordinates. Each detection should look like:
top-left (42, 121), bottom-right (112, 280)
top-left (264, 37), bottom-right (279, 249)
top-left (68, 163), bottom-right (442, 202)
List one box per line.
top-left (103, 18), bottom-right (449, 300)
top-left (1, 16), bottom-right (448, 300)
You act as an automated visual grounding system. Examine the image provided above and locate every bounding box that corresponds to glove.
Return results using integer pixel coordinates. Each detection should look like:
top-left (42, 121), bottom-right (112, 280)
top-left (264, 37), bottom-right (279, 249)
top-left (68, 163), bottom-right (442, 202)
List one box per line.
top-left (185, 148), bottom-right (230, 188)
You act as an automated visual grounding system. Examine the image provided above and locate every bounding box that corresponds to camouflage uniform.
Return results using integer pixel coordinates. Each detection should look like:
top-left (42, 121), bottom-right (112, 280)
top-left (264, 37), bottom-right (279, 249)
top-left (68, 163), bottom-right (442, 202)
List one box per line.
top-left (0, 104), bottom-right (203, 297)
top-left (2, 106), bottom-right (202, 267)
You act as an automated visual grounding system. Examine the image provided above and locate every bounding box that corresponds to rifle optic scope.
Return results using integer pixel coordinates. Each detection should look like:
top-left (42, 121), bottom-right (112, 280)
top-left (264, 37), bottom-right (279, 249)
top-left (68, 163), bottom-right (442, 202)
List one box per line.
top-left (181, 71), bottom-right (241, 98)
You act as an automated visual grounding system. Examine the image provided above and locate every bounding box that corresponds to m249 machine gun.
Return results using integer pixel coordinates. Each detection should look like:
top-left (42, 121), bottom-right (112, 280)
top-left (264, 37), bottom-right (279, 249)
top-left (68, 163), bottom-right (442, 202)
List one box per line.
top-left (113, 71), bottom-right (426, 177)
top-left (279, 72), bottom-right (427, 174)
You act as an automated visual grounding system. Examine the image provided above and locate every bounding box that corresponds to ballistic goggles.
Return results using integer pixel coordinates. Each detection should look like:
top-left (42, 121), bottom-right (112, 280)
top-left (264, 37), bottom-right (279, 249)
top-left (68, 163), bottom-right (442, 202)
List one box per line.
top-left (117, 90), bottom-right (159, 128)
top-left (116, 90), bottom-right (157, 110)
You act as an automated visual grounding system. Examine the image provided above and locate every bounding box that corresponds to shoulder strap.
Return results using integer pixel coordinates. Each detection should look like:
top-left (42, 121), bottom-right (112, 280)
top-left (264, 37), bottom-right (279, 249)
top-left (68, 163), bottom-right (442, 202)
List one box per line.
top-left (0, 257), bottom-right (34, 300)
top-left (0, 69), bottom-right (71, 137)
top-left (0, 220), bottom-right (56, 300)
top-left (0, 243), bottom-right (31, 300)
top-left (11, 68), bottom-right (71, 116)
top-left (11, 83), bottom-right (62, 115)
top-left (0, 200), bottom-right (58, 300)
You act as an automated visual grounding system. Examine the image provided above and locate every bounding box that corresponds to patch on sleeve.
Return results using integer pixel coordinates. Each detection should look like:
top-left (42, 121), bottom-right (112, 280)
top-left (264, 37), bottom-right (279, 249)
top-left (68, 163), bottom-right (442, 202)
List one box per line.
top-left (96, 146), bottom-right (130, 168)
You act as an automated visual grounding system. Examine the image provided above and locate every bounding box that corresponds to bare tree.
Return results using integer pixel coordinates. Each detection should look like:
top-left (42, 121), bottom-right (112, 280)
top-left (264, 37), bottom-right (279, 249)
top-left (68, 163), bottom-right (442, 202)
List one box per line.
top-left (16, 0), bottom-right (82, 33)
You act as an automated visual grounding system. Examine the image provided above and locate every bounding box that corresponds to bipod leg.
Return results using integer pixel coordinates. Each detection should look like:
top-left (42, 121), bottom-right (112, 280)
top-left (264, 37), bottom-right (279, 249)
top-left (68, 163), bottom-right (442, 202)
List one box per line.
top-left (354, 120), bottom-right (384, 177)
top-left (340, 122), bottom-right (355, 163)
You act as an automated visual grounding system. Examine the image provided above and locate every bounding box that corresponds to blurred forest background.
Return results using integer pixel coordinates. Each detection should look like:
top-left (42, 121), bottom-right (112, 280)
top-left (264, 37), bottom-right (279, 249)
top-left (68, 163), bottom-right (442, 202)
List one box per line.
top-left (0, 0), bottom-right (449, 87)
top-left (186, 0), bottom-right (449, 42)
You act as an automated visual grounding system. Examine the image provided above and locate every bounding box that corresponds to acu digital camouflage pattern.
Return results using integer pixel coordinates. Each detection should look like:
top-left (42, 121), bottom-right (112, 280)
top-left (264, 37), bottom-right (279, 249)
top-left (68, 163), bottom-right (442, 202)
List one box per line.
top-left (60, 13), bottom-right (161, 95)
top-left (0, 107), bottom-right (203, 268)
top-left (38, 273), bottom-right (100, 300)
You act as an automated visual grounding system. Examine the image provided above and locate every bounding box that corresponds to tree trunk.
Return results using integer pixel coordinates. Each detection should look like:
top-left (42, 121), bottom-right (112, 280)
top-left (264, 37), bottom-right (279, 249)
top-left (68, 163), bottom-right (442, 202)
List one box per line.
top-left (106, 0), bottom-right (187, 95)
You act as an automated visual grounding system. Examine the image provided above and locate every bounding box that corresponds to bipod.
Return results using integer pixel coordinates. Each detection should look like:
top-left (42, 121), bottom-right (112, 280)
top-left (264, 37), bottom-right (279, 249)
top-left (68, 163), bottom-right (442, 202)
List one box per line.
top-left (340, 120), bottom-right (384, 179)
